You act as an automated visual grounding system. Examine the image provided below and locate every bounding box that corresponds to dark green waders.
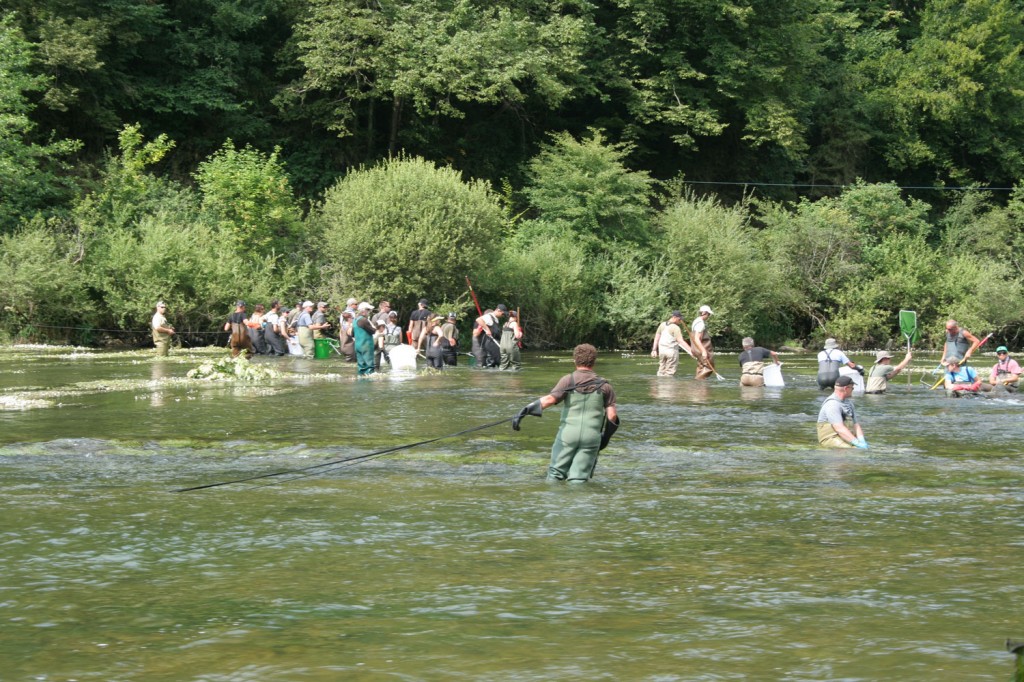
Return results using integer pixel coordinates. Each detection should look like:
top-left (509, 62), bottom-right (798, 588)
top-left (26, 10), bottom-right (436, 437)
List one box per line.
top-left (547, 388), bottom-right (607, 483)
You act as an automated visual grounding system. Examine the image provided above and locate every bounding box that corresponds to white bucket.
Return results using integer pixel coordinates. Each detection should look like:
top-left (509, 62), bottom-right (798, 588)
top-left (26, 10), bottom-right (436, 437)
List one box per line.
top-left (388, 344), bottom-right (417, 371)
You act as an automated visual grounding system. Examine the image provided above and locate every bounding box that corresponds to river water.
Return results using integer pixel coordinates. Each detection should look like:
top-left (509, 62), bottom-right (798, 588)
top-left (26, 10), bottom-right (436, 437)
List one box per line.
top-left (0, 346), bottom-right (1021, 680)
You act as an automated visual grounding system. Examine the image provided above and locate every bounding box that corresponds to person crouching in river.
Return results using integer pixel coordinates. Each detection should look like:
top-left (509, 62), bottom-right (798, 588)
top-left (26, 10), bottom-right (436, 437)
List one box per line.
top-left (816, 375), bottom-right (868, 449)
top-left (986, 346), bottom-right (1020, 392)
top-left (943, 356), bottom-right (980, 397)
top-left (512, 344), bottom-right (619, 483)
top-left (738, 337), bottom-right (779, 386)
top-left (864, 350), bottom-right (912, 394)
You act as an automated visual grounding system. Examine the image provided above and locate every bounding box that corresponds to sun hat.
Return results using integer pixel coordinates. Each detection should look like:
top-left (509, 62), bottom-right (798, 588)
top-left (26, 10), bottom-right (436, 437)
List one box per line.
top-left (875, 350), bottom-right (894, 361)
top-left (699, 305), bottom-right (714, 315)
top-left (823, 338), bottom-right (839, 350)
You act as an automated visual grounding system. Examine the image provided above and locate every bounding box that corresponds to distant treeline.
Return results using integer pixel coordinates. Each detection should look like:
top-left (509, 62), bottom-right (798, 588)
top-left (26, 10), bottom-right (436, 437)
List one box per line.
top-left (1, 3), bottom-right (1023, 349)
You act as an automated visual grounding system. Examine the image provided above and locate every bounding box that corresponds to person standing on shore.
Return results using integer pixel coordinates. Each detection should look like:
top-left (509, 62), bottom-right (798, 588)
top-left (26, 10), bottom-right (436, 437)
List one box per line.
top-left (151, 301), bottom-right (175, 356)
top-left (689, 305), bottom-right (716, 380)
top-left (651, 310), bottom-right (690, 377)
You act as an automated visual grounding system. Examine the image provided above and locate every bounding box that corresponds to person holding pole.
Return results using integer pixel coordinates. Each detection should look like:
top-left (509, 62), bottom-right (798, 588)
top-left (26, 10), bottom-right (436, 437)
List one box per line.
top-left (689, 305), bottom-right (717, 380)
top-left (940, 319), bottom-right (981, 368)
top-left (512, 344), bottom-right (619, 483)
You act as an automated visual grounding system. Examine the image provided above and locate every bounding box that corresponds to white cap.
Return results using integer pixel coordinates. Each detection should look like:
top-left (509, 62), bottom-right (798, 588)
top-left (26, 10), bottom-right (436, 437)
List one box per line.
top-left (357, 301), bottom-right (374, 311)
top-left (346, 298), bottom-right (358, 306)
top-left (699, 305), bottom-right (714, 315)
top-left (302, 300), bottom-right (314, 308)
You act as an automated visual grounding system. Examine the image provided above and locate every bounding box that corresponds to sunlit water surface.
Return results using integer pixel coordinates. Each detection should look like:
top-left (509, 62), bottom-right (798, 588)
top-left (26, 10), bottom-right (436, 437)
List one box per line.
top-left (0, 346), bottom-right (1022, 680)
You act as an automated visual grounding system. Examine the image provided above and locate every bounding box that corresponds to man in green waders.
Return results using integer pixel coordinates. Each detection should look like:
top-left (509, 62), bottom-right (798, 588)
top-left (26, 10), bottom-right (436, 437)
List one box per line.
top-left (512, 344), bottom-right (619, 482)
top-left (354, 302), bottom-right (376, 376)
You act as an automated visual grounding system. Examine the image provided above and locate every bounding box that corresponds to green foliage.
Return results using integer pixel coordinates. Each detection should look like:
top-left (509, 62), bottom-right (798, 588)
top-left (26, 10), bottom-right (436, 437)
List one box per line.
top-left (658, 194), bottom-right (793, 344)
top-left (488, 229), bottom-right (605, 348)
top-left (194, 141), bottom-right (304, 257)
top-left (602, 247), bottom-right (670, 348)
top-left (0, 218), bottom-right (93, 341)
top-left (0, 13), bottom-right (80, 231)
top-left (523, 130), bottom-right (654, 245)
top-left (316, 155), bottom-right (503, 311)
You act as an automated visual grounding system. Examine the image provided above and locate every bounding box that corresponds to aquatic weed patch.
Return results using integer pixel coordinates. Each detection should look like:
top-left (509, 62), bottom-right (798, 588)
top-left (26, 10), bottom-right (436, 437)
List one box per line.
top-left (187, 357), bottom-right (280, 382)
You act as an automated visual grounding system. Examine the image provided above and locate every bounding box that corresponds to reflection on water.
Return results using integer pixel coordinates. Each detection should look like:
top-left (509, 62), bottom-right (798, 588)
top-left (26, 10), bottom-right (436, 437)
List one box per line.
top-left (0, 346), bottom-right (1022, 680)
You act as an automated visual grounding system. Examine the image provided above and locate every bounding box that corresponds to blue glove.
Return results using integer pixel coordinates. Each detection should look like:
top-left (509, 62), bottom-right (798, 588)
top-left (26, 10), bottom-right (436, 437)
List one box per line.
top-left (852, 437), bottom-right (868, 449)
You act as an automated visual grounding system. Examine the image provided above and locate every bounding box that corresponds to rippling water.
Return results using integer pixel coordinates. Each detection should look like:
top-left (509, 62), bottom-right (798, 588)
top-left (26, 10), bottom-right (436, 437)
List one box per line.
top-left (0, 346), bottom-right (1022, 680)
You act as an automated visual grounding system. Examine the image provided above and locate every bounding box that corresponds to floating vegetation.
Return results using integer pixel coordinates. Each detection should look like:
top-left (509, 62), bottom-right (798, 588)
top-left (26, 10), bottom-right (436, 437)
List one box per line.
top-left (186, 357), bottom-right (280, 382)
top-left (0, 395), bottom-right (54, 411)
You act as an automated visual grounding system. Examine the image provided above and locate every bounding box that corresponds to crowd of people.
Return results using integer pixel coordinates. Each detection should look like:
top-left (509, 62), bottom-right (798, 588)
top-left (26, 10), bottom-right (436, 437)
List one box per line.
top-left (151, 297), bottom-right (526, 375)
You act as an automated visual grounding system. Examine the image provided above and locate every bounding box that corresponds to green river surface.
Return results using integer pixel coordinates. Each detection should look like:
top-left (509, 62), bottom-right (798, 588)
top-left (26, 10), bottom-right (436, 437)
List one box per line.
top-left (0, 345), bottom-right (1022, 681)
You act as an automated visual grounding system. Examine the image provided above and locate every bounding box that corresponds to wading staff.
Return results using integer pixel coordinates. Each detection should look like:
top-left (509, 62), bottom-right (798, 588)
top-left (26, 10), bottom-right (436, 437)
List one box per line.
top-left (929, 332), bottom-right (993, 390)
top-left (465, 276), bottom-right (483, 317)
top-left (172, 416), bottom-right (514, 492)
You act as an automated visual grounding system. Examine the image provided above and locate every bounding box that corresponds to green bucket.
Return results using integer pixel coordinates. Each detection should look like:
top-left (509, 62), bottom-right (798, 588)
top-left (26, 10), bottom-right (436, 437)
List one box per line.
top-left (314, 338), bottom-right (333, 359)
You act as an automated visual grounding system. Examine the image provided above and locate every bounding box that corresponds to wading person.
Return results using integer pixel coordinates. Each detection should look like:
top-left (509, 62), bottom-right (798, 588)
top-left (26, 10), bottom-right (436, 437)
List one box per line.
top-left (987, 346), bottom-right (1020, 392)
top-left (420, 314), bottom-right (446, 370)
top-left (311, 301), bottom-right (332, 340)
top-left (246, 303), bottom-right (267, 355)
top-left (291, 300), bottom-right (316, 357)
top-left (499, 310), bottom-right (522, 370)
top-left (651, 310), bottom-right (690, 377)
top-left (864, 350), bottom-right (912, 394)
top-left (738, 337), bottom-right (779, 386)
top-left (151, 301), bottom-right (174, 356)
top-left (512, 344), bottom-right (619, 483)
top-left (263, 301), bottom-right (287, 356)
top-left (382, 311), bottom-right (403, 367)
top-left (441, 312), bottom-right (460, 366)
top-left (943, 356), bottom-right (980, 397)
top-left (372, 300), bottom-right (393, 328)
top-left (224, 300), bottom-right (253, 358)
top-left (689, 305), bottom-right (716, 380)
top-left (816, 338), bottom-right (862, 390)
top-left (816, 375), bottom-right (867, 449)
top-left (940, 319), bottom-right (981, 368)
top-left (354, 302), bottom-right (376, 375)
top-left (338, 310), bottom-right (355, 362)
top-left (408, 298), bottom-right (432, 346)
top-left (476, 304), bottom-right (506, 368)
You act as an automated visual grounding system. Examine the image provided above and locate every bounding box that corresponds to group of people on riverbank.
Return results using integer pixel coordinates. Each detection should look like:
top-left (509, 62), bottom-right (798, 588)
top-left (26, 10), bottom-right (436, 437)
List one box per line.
top-left (151, 297), bottom-right (525, 375)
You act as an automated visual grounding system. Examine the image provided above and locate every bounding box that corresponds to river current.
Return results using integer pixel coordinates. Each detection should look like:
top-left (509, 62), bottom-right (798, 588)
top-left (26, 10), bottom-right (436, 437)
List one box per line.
top-left (0, 345), bottom-right (1021, 680)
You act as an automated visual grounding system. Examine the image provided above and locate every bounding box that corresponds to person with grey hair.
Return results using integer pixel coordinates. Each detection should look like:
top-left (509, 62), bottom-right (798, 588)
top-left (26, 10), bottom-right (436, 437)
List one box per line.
top-left (738, 337), bottom-right (780, 386)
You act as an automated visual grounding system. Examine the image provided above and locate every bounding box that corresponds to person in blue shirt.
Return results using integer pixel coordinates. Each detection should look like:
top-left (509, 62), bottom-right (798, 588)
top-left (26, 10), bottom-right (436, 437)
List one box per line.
top-left (943, 356), bottom-right (981, 397)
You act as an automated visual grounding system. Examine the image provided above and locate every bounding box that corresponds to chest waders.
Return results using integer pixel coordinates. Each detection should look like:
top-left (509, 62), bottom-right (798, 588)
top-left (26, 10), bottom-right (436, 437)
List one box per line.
top-left (865, 364), bottom-right (890, 393)
top-left (548, 376), bottom-right (607, 483)
top-left (817, 350), bottom-right (841, 390)
top-left (499, 323), bottom-right (521, 370)
top-left (945, 330), bottom-right (970, 360)
top-left (483, 318), bottom-right (502, 367)
top-left (739, 350), bottom-right (766, 386)
top-left (816, 395), bottom-right (855, 447)
top-left (354, 318), bottom-right (375, 375)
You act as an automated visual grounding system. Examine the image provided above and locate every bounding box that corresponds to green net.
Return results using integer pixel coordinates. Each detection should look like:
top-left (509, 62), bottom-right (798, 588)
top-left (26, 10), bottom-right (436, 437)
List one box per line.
top-left (899, 310), bottom-right (918, 344)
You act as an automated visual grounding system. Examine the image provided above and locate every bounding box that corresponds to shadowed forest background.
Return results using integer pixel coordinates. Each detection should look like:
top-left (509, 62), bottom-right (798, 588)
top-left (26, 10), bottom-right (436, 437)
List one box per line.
top-left (2, 0), bottom-right (1023, 349)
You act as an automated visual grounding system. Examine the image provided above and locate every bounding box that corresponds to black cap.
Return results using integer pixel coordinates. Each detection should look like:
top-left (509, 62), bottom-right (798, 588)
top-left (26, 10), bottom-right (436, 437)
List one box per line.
top-left (835, 376), bottom-right (854, 387)
top-left (419, 298), bottom-right (429, 306)
top-left (447, 312), bottom-right (457, 319)
top-left (236, 300), bottom-right (246, 307)
top-left (496, 303), bottom-right (508, 312)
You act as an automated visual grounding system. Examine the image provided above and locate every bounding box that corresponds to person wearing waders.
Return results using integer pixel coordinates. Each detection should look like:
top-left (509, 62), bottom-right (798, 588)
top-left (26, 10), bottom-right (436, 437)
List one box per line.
top-left (939, 319), bottom-right (981, 369)
top-left (738, 336), bottom-right (779, 386)
top-left (816, 338), bottom-right (862, 390)
top-left (440, 312), bottom-right (460, 366)
top-left (499, 310), bottom-right (522, 370)
top-left (816, 375), bottom-right (867, 449)
top-left (864, 350), bottom-right (912, 394)
top-left (512, 344), bottom-right (620, 483)
top-left (475, 304), bottom-right (506, 368)
top-left (354, 302), bottom-right (376, 375)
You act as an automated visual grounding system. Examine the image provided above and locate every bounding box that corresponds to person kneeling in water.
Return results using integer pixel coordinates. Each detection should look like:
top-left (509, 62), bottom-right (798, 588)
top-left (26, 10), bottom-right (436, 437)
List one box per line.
top-left (943, 356), bottom-right (981, 397)
top-left (816, 375), bottom-right (868, 449)
top-left (512, 344), bottom-right (619, 482)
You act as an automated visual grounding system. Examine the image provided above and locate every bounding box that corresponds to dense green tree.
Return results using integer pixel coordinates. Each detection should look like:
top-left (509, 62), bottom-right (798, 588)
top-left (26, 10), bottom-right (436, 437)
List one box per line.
top-left (0, 13), bottom-right (80, 231)
top-left (194, 141), bottom-right (304, 258)
top-left (521, 129), bottom-right (654, 246)
top-left (316, 155), bottom-right (504, 310)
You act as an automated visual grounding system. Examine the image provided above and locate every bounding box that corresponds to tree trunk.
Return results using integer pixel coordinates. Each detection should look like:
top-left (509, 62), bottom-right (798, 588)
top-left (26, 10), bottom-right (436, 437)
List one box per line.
top-left (389, 95), bottom-right (402, 155)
